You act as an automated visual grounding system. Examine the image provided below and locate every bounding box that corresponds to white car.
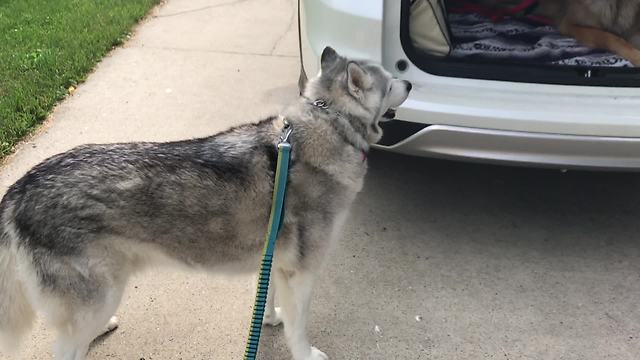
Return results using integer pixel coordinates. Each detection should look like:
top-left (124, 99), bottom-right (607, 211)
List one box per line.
top-left (297, 0), bottom-right (640, 170)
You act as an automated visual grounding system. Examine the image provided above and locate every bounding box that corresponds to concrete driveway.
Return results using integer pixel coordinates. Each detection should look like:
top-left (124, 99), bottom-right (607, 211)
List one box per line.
top-left (1, 0), bottom-right (639, 359)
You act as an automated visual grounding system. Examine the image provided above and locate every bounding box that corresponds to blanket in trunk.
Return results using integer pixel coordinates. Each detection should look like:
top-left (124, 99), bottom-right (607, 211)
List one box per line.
top-left (448, 12), bottom-right (632, 67)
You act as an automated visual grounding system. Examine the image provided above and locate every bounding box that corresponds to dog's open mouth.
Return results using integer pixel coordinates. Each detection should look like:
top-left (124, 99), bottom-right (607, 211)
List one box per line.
top-left (382, 108), bottom-right (396, 120)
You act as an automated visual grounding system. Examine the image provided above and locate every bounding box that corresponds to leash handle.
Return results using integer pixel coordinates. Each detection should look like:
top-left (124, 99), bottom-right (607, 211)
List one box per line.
top-left (243, 128), bottom-right (291, 360)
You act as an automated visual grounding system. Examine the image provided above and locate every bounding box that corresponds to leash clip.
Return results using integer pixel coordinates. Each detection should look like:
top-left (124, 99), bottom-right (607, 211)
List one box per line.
top-left (279, 119), bottom-right (293, 145)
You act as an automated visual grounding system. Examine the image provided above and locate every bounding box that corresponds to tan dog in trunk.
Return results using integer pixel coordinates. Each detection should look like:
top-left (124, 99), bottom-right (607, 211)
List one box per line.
top-left (537, 0), bottom-right (640, 65)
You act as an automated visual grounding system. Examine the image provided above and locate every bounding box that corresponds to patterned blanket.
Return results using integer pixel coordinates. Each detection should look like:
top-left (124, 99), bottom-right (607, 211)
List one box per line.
top-left (448, 13), bottom-right (633, 67)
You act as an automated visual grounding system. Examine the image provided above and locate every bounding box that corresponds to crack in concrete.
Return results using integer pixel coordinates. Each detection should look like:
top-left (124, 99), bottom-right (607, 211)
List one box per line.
top-left (604, 312), bottom-right (621, 326)
top-left (130, 45), bottom-right (297, 58)
top-left (269, 0), bottom-right (296, 55)
top-left (154, 0), bottom-right (252, 18)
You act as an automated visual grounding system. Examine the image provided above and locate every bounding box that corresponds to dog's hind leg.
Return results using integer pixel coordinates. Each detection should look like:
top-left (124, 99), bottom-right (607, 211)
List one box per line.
top-left (560, 22), bottom-right (640, 66)
top-left (274, 269), bottom-right (327, 360)
top-left (49, 281), bottom-right (126, 360)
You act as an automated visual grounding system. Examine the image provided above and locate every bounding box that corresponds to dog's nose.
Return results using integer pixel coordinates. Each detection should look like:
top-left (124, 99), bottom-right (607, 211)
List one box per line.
top-left (405, 81), bottom-right (412, 92)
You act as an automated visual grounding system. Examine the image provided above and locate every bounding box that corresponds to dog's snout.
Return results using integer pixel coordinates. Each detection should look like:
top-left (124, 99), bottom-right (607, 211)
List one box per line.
top-left (405, 81), bottom-right (412, 92)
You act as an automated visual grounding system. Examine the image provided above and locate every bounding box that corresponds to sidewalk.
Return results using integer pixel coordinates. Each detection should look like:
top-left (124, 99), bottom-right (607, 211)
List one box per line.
top-left (2, 0), bottom-right (299, 358)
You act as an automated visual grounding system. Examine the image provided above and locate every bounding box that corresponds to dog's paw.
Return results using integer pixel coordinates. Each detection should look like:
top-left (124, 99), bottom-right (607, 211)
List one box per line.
top-left (106, 316), bottom-right (119, 332)
top-left (305, 347), bottom-right (328, 360)
top-left (263, 307), bottom-right (282, 326)
top-left (629, 50), bottom-right (640, 67)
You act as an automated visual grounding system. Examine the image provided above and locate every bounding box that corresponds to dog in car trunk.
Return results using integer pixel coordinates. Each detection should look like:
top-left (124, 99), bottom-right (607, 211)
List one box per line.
top-left (484, 0), bottom-right (640, 65)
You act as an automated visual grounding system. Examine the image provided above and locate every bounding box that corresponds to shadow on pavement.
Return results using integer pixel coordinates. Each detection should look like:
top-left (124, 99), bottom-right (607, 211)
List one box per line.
top-left (259, 151), bottom-right (640, 359)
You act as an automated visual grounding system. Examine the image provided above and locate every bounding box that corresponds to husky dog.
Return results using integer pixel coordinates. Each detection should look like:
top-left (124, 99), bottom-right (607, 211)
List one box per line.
top-left (0, 46), bottom-right (411, 360)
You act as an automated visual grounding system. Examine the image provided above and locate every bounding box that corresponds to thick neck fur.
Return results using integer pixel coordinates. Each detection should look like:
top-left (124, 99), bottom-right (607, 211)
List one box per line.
top-left (299, 78), bottom-right (379, 149)
top-left (279, 97), bottom-right (369, 185)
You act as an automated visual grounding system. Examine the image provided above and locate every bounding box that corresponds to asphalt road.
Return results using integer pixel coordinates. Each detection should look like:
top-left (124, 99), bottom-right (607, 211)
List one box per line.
top-left (1, 0), bottom-right (639, 359)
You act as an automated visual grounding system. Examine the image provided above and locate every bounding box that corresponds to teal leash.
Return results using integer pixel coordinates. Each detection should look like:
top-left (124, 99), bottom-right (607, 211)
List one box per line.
top-left (243, 119), bottom-right (292, 360)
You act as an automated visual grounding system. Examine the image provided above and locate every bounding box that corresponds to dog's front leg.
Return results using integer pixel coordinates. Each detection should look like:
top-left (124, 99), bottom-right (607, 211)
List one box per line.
top-left (274, 269), bottom-right (328, 360)
top-left (264, 277), bottom-right (282, 326)
top-left (560, 21), bottom-right (640, 66)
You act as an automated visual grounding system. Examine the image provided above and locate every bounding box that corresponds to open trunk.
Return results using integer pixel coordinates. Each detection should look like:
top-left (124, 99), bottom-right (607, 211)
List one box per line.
top-left (402, 0), bottom-right (640, 86)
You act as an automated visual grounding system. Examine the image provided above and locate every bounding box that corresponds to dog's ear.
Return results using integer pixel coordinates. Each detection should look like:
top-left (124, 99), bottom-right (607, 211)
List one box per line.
top-left (346, 61), bottom-right (371, 97)
top-left (320, 46), bottom-right (339, 73)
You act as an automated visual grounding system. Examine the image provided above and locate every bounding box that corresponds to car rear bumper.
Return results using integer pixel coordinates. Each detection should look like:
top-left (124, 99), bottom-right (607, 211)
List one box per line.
top-left (375, 124), bottom-right (640, 170)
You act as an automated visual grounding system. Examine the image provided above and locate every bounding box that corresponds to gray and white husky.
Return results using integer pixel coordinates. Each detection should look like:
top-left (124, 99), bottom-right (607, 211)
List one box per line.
top-left (0, 47), bottom-right (411, 360)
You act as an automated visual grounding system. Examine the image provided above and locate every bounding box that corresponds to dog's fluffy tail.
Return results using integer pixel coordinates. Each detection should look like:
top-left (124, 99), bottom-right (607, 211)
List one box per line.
top-left (0, 222), bottom-right (35, 352)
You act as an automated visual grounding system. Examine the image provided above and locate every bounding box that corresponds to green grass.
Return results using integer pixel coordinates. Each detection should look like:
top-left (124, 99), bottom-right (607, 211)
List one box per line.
top-left (0, 0), bottom-right (160, 158)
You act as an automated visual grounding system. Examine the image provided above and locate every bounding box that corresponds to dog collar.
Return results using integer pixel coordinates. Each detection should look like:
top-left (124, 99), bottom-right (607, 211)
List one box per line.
top-left (310, 99), bottom-right (369, 162)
